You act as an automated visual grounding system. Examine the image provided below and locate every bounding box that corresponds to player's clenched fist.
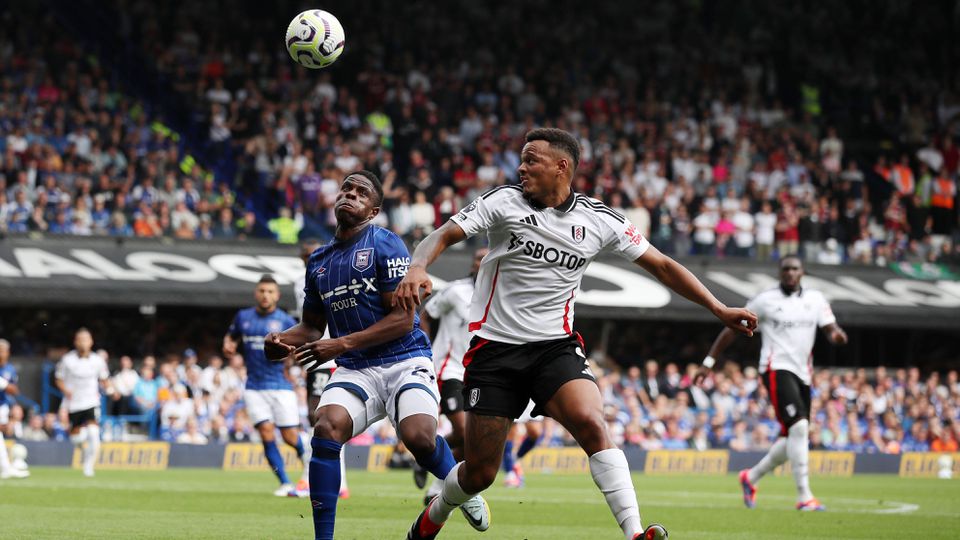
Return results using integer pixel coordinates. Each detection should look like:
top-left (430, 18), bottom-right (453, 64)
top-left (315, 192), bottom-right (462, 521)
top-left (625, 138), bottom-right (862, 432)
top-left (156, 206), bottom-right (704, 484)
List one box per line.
top-left (718, 306), bottom-right (758, 337)
top-left (393, 265), bottom-right (432, 310)
top-left (263, 332), bottom-right (295, 361)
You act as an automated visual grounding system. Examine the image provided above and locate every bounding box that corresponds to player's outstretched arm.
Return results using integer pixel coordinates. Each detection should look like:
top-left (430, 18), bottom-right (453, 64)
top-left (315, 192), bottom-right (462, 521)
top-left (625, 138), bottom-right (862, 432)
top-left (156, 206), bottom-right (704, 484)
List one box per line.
top-left (264, 309), bottom-right (327, 361)
top-left (394, 220), bottom-right (467, 310)
top-left (294, 291), bottom-right (416, 370)
top-left (822, 322), bottom-right (848, 345)
top-left (634, 245), bottom-right (757, 336)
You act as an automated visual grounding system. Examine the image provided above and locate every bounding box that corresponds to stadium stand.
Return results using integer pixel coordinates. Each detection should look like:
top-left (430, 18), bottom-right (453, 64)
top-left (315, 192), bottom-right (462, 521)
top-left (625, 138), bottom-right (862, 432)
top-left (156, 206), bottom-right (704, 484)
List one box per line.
top-left (0, 0), bottom-right (958, 456)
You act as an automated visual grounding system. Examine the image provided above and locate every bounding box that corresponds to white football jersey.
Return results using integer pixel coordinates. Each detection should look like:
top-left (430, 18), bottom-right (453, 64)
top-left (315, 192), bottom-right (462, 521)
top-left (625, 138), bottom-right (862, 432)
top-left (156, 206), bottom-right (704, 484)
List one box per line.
top-left (451, 185), bottom-right (649, 344)
top-left (746, 287), bottom-right (836, 385)
top-left (55, 350), bottom-right (109, 413)
top-left (424, 277), bottom-right (474, 381)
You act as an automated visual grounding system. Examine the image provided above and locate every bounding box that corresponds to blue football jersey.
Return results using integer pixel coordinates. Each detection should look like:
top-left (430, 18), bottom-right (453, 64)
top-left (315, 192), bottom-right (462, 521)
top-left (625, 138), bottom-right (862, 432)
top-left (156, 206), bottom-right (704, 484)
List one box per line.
top-left (302, 225), bottom-right (432, 369)
top-left (228, 307), bottom-right (298, 391)
top-left (0, 363), bottom-right (17, 407)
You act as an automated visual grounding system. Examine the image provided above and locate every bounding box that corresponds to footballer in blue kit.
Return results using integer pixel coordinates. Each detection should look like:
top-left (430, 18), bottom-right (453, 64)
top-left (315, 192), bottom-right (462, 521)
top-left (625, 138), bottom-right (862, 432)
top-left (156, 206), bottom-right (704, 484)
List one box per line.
top-left (223, 276), bottom-right (310, 497)
top-left (264, 171), bottom-right (489, 540)
top-left (0, 338), bottom-right (28, 479)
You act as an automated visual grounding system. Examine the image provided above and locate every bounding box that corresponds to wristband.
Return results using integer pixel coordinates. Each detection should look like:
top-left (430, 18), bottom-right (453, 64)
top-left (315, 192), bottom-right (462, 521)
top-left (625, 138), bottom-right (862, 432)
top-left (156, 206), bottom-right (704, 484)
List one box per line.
top-left (702, 355), bottom-right (716, 369)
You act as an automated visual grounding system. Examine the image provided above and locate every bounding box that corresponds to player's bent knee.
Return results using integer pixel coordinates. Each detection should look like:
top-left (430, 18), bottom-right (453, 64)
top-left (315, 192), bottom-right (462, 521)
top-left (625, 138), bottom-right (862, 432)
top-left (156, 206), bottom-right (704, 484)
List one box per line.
top-left (401, 429), bottom-right (437, 459)
top-left (462, 462), bottom-right (498, 492)
top-left (567, 414), bottom-right (611, 454)
top-left (788, 418), bottom-right (809, 438)
top-left (313, 413), bottom-right (352, 442)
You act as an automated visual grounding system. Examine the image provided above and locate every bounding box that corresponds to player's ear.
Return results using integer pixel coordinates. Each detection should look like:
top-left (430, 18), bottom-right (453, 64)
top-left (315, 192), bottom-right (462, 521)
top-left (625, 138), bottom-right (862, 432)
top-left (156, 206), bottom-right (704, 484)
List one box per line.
top-left (370, 205), bottom-right (381, 219)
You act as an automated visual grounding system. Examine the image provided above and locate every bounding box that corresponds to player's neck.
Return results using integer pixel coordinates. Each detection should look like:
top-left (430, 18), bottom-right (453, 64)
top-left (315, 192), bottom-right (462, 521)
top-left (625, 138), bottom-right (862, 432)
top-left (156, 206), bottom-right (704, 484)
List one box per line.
top-left (530, 184), bottom-right (573, 209)
top-left (335, 220), bottom-right (371, 241)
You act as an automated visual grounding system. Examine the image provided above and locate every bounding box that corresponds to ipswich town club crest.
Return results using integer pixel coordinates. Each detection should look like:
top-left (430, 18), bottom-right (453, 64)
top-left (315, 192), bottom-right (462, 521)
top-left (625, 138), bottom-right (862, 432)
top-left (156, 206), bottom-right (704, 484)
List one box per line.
top-left (352, 248), bottom-right (374, 272)
top-left (571, 225), bottom-right (586, 244)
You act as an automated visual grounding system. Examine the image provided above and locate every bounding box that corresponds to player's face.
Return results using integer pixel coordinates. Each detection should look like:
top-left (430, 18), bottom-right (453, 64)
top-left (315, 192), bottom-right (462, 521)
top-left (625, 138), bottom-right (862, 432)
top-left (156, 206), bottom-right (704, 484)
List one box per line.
top-left (334, 175), bottom-right (381, 226)
top-left (254, 283), bottom-right (280, 311)
top-left (779, 259), bottom-right (803, 290)
top-left (74, 331), bottom-right (93, 354)
top-left (518, 141), bottom-right (564, 202)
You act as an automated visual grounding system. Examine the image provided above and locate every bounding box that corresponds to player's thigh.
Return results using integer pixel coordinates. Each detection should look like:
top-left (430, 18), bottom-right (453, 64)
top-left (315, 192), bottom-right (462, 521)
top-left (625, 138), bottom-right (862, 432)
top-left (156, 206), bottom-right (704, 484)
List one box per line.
top-left (385, 357), bottom-right (440, 427)
top-left (266, 390), bottom-right (301, 430)
top-left (543, 378), bottom-right (609, 454)
top-left (243, 390), bottom-right (275, 427)
top-left (531, 334), bottom-right (600, 420)
top-left (461, 339), bottom-right (532, 420)
top-left (317, 368), bottom-right (386, 439)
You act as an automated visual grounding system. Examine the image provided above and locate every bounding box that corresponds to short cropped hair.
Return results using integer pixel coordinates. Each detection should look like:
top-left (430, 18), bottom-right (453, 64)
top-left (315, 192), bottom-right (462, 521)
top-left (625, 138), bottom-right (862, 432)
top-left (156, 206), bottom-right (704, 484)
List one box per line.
top-left (258, 274), bottom-right (279, 285)
top-left (525, 128), bottom-right (580, 171)
top-left (345, 170), bottom-right (384, 207)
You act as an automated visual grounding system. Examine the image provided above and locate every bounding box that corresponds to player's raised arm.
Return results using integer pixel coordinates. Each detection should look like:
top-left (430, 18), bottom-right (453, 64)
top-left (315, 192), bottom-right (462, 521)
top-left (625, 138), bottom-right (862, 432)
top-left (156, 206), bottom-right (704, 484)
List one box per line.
top-left (394, 220), bottom-right (467, 310)
top-left (634, 244), bottom-right (757, 336)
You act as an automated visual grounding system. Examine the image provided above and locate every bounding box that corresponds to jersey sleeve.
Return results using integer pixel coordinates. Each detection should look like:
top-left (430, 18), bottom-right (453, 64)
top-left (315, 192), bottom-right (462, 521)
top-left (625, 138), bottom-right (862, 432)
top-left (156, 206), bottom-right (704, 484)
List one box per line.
top-left (226, 312), bottom-right (242, 338)
top-left (601, 215), bottom-right (650, 261)
top-left (375, 231), bottom-right (413, 292)
top-left (816, 294), bottom-right (837, 327)
top-left (98, 357), bottom-right (110, 380)
top-left (745, 293), bottom-right (764, 316)
top-left (54, 357), bottom-right (66, 380)
top-left (301, 257), bottom-right (324, 316)
top-left (449, 188), bottom-right (510, 237)
top-left (423, 286), bottom-right (453, 319)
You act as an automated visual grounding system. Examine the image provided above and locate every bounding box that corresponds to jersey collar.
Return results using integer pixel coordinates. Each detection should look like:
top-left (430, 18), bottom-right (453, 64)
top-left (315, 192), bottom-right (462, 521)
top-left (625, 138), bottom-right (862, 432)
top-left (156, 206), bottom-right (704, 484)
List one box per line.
top-left (780, 284), bottom-right (803, 297)
top-left (555, 190), bottom-right (577, 213)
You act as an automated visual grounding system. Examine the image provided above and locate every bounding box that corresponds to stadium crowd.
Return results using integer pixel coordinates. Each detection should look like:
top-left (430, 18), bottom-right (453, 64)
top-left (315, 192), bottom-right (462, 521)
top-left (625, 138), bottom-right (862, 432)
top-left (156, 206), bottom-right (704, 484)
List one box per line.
top-left (3, 344), bottom-right (958, 455)
top-left (3, 1), bottom-right (959, 264)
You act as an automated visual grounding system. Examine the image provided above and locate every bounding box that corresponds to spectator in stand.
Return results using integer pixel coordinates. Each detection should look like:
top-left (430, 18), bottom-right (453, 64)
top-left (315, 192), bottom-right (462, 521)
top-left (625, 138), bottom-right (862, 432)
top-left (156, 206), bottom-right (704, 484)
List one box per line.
top-left (109, 355), bottom-right (140, 416)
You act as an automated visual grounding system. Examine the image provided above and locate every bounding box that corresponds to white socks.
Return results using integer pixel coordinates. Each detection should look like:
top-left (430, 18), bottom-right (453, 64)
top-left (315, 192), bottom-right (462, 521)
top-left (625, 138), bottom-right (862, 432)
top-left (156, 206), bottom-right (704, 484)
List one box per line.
top-left (748, 437), bottom-right (788, 484)
top-left (428, 462), bottom-right (474, 524)
top-left (0, 432), bottom-right (9, 472)
top-left (426, 476), bottom-right (443, 498)
top-left (299, 432), bottom-right (312, 483)
top-left (748, 420), bottom-right (814, 503)
top-left (590, 448), bottom-right (642, 540)
top-left (85, 424), bottom-right (101, 475)
top-left (786, 420), bottom-right (813, 502)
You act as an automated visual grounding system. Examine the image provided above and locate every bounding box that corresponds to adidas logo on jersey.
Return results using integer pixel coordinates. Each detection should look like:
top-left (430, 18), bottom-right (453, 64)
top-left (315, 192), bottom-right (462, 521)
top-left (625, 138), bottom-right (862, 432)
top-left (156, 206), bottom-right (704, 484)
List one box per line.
top-left (519, 215), bottom-right (539, 226)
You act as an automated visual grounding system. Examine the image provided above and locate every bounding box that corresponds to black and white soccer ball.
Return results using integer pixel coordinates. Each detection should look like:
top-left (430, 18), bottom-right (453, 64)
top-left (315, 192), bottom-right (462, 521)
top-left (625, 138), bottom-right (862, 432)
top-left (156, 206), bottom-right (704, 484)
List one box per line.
top-left (285, 9), bottom-right (345, 69)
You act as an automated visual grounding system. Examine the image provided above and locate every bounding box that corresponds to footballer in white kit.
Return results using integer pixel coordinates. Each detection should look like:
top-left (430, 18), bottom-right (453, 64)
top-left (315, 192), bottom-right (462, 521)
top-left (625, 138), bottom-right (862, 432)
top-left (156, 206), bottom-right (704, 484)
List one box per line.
top-left (704, 254), bottom-right (847, 512)
top-left (399, 128), bottom-right (756, 540)
top-left (55, 328), bottom-right (109, 477)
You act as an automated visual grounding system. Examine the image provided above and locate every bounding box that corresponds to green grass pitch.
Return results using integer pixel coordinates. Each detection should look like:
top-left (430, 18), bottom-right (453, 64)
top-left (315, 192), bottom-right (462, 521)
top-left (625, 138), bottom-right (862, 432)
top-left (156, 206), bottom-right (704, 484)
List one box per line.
top-left (1, 468), bottom-right (958, 539)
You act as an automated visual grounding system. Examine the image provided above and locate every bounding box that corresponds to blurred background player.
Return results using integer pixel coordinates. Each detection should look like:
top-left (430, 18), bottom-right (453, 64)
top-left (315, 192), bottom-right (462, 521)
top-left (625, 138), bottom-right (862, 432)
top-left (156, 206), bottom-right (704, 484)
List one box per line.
top-left (502, 402), bottom-right (543, 488)
top-left (55, 328), bottom-right (108, 477)
top-left (703, 255), bottom-right (848, 511)
top-left (296, 237), bottom-right (349, 499)
top-left (416, 247), bottom-right (489, 502)
top-left (265, 171), bottom-right (489, 540)
top-left (0, 338), bottom-right (28, 479)
top-left (224, 275), bottom-right (309, 497)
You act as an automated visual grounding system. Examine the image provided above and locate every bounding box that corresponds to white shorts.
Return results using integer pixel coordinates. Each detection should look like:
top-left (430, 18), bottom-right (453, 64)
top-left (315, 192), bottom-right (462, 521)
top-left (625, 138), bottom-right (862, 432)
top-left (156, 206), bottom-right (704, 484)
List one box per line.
top-left (317, 357), bottom-right (439, 437)
top-left (517, 400), bottom-right (543, 423)
top-left (0, 404), bottom-right (8, 425)
top-left (244, 389), bottom-right (300, 428)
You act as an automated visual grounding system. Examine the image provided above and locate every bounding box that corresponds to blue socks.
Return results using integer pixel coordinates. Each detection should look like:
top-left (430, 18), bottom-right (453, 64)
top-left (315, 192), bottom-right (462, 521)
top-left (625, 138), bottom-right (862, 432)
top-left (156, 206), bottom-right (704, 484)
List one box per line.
top-left (517, 436), bottom-right (539, 459)
top-left (262, 440), bottom-right (290, 485)
top-left (310, 437), bottom-right (343, 540)
top-left (415, 434), bottom-right (457, 480)
top-left (502, 439), bottom-right (516, 472)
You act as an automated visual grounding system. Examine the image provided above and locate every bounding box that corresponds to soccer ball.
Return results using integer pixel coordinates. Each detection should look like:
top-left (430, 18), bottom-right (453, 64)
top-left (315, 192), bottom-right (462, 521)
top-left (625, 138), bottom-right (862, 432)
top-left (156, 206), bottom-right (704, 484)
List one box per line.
top-left (285, 9), bottom-right (345, 69)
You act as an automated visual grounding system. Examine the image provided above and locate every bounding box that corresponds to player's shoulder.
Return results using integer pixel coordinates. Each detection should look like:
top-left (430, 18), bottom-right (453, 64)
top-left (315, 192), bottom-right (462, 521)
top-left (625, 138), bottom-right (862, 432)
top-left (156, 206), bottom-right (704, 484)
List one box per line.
top-left (801, 288), bottom-right (829, 302)
top-left (750, 286), bottom-right (782, 303)
top-left (479, 184), bottom-right (523, 203)
top-left (571, 194), bottom-right (626, 225)
top-left (369, 224), bottom-right (407, 246)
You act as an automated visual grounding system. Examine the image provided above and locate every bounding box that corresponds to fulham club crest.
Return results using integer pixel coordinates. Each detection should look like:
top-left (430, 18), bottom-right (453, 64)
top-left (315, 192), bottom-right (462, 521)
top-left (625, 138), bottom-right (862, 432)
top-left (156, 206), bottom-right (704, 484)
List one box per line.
top-left (571, 225), bottom-right (586, 244)
top-left (352, 248), bottom-right (374, 272)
